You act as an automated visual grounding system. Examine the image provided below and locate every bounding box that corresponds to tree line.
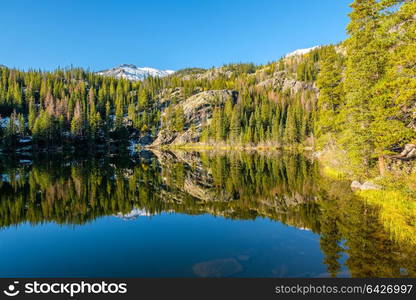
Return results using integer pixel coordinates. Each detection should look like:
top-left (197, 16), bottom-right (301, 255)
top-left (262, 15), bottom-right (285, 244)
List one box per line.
top-left (1, 0), bottom-right (414, 173)
top-left (0, 67), bottom-right (164, 147)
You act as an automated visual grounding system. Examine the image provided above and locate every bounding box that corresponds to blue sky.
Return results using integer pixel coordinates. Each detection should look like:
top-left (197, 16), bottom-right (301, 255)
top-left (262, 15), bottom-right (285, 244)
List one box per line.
top-left (1, 0), bottom-right (351, 71)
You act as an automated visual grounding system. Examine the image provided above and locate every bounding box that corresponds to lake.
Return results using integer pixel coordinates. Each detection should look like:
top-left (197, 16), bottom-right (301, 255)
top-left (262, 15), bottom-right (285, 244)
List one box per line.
top-left (0, 150), bottom-right (414, 277)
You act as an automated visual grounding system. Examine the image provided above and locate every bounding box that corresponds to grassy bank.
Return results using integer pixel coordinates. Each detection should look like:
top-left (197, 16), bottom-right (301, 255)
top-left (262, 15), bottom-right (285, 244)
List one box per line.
top-left (321, 162), bottom-right (416, 246)
top-left (148, 143), bottom-right (416, 246)
top-left (358, 189), bottom-right (416, 246)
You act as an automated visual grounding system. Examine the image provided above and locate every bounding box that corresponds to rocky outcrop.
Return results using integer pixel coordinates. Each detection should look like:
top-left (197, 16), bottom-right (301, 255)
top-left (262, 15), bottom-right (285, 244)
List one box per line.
top-left (180, 89), bottom-right (237, 125)
top-left (171, 129), bottom-right (200, 145)
top-left (151, 90), bottom-right (237, 146)
top-left (181, 67), bottom-right (234, 81)
top-left (256, 70), bottom-right (317, 93)
top-left (156, 87), bottom-right (183, 107)
top-left (151, 129), bottom-right (175, 146)
top-left (385, 144), bottom-right (416, 174)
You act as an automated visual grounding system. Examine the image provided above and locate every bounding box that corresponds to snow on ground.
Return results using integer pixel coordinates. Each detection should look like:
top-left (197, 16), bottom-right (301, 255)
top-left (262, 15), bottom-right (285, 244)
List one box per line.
top-left (285, 46), bottom-right (320, 58)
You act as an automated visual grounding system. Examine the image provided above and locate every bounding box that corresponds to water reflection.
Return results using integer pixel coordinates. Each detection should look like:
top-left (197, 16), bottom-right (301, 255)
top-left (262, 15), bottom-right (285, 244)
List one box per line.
top-left (0, 150), bottom-right (415, 277)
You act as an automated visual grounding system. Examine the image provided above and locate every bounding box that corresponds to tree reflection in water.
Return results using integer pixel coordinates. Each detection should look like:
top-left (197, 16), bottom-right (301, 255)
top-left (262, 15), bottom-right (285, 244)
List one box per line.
top-left (0, 150), bottom-right (415, 277)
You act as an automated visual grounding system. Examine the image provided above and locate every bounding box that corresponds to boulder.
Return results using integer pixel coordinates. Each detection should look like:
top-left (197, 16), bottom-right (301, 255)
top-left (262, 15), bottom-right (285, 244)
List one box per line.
top-left (351, 180), bottom-right (362, 190)
top-left (400, 144), bottom-right (416, 157)
top-left (361, 181), bottom-right (382, 190)
top-left (406, 148), bottom-right (416, 159)
top-left (351, 180), bottom-right (382, 191)
top-left (394, 144), bottom-right (416, 160)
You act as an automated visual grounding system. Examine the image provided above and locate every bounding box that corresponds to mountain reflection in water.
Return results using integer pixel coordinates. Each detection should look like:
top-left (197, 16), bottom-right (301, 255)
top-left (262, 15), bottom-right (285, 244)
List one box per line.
top-left (0, 150), bottom-right (415, 277)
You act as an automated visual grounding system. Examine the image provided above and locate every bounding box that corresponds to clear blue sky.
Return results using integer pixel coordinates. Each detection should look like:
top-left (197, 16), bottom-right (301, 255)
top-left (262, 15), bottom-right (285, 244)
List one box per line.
top-left (1, 0), bottom-right (351, 71)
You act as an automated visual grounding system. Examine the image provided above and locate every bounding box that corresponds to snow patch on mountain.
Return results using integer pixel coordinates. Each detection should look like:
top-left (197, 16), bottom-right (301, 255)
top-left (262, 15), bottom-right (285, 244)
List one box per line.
top-left (97, 64), bottom-right (174, 81)
top-left (285, 46), bottom-right (320, 58)
top-left (115, 208), bottom-right (153, 220)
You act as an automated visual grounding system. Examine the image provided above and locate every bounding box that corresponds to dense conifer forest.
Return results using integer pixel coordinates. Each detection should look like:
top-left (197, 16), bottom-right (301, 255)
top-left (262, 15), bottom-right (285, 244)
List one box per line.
top-left (1, 0), bottom-right (416, 279)
top-left (0, 0), bottom-right (415, 177)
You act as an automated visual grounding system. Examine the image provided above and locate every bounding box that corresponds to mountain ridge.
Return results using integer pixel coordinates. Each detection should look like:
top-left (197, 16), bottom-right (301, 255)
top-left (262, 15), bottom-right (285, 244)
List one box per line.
top-left (95, 46), bottom-right (319, 81)
top-left (97, 64), bottom-right (174, 81)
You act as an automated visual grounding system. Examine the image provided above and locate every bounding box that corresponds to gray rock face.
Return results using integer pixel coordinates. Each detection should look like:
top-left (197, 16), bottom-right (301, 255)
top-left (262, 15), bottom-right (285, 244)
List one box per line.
top-left (151, 129), bottom-right (178, 147)
top-left (172, 129), bottom-right (201, 145)
top-left (151, 90), bottom-right (237, 146)
top-left (182, 67), bottom-right (233, 81)
top-left (256, 71), bottom-right (317, 93)
top-left (180, 90), bottom-right (237, 126)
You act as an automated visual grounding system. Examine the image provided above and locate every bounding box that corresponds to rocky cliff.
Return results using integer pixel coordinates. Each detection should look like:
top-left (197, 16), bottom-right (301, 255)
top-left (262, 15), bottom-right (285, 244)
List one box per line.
top-left (151, 90), bottom-right (238, 146)
top-left (143, 51), bottom-right (320, 147)
top-left (256, 70), bottom-right (317, 94)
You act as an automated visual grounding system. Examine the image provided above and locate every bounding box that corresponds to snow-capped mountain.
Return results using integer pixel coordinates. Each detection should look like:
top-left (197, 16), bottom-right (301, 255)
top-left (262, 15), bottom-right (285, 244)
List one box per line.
top-left (285, 46), bottom-right (320, 58)
top-left (97, 64), bottom-right (174, 81)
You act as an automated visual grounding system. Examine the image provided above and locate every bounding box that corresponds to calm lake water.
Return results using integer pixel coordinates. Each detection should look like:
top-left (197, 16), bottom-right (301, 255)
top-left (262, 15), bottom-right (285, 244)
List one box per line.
top-left (0, 150), bottom-right (414, 277)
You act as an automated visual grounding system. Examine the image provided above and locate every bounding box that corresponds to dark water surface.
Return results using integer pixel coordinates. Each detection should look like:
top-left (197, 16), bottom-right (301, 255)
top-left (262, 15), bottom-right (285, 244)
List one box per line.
top-left (0, 151), bottom-right (414, 277)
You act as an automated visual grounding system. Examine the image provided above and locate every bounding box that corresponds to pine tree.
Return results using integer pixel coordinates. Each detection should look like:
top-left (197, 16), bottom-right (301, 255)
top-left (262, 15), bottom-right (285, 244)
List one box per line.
top-left (128, 103), bottom-right (137, 128)
top-left (316, 46), bottom-right (345, 138)
top-left (343, 0), bottom-right (415, 174)
top-left (342, 0), bottom-right (384, 170)
top-left (174, 106), bottom-right (185, 132)
top-left (71, 102), bottom-right (83, 136)
top-left (17, 113), bottom-right (25, 136)
top-left (283, 106), bottom-right (298, 145)
top-left (230, 107), bottom-right (240, 142)
top-left (115, 95), bottom-right (124, 129)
